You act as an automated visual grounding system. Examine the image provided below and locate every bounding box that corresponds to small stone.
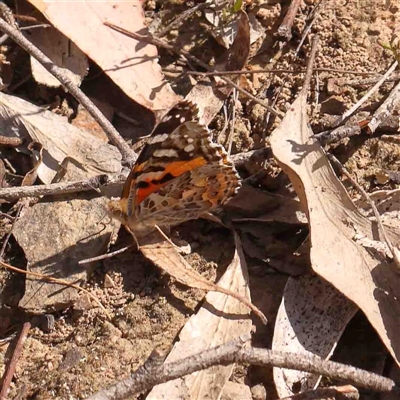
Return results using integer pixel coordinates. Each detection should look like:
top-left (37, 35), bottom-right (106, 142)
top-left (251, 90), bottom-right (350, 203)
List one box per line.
top-left (251, 384), bottom-right (267, 400)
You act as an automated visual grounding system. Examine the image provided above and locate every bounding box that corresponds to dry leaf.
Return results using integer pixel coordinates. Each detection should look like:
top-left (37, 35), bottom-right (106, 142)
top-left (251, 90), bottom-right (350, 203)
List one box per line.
top-left (29, 26), bottom-right (88, 87)
top-left (187, 10), bottom-right (250, 125)
top-left (147, 234), bottom-right (252, 400)
top-left (270, 89), bottom-right (400, 375)
top-left (272, 274), bottom-right (357, 396)
top-left (0, 92), bottom-right (121, 183)
top-left (28, 0), bottom-right (178, 111)
top-left (139, 231), bottom-right (266, 324)
top-left (356, 189), bottom-right (400, 230)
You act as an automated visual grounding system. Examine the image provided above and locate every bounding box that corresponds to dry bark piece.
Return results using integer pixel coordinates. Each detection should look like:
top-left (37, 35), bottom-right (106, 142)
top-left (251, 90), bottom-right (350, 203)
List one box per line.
top-left (0, 92), bottom-right (121, 184)
top-left (27, 0), bottom-right (178, 111)
top-left (147, 234), bottom-right (252, 400)
top-left (270, 89), bottom-right (400, 376)
top-left (272, 274), bottom-right (357, 396)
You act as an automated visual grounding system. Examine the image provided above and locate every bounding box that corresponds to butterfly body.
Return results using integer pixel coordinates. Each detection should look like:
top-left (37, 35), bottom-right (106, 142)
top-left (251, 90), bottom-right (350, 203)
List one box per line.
top-left (109, 101), bottom-right (240, 237)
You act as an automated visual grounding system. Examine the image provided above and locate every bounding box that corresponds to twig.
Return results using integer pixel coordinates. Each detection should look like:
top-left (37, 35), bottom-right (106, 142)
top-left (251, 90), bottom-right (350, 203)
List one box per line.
top-left (0, 173), bottom-right (124, 202)
top-left (276, 0), bottom-right (302, 40)
top-left (86, 334), bottom-right (399, 400)
top-left (157, 2), bottom-right (211, 37)
top-left (367, 80), bottom-right (400, 134)
top-left (79, 245), bottom-right (133, 265)
top-left (327, 154), bottom-right (400, 270)
top-left (0, 322), bottom-right (31, 400)
top-left (104, 23), bottom-right (284, 119)
top-left (314, 123), bottom-right (362, 145)
top-left (302, 35), bottom-right (319, 94)
top-left (294, 0), bottom-right (325, 56)
top-left (0, 260), bottom-right (111, 318)
top-left (182, 68), bottom-right (380, 77)
top-left (227, 89), bottom-right (238, 154)
top-left (333, 61), bottom-right (398, 128)
top-left (0, 18), bottom-right (136, 167)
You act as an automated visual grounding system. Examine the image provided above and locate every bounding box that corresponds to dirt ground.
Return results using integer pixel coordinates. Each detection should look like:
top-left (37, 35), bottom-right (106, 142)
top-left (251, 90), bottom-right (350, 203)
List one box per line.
top-left (0, 0), bottom-right (399, 399)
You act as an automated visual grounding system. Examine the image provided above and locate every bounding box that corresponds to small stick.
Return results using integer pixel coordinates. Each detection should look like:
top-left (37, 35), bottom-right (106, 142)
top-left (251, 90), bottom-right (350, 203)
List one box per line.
top-left (157, 2), bottom-right (212, 37)
top-left (183, 68), bottom-right (380, 77)
top-left (0, 173), bottom-right (124, 202)
top-left (314, 123), bottom-right (362, 145)
top-left (0, 260), bottom-right (111, 318)
top-left (302, 35), bottom-right (319, 94)
top-left (367, 80), bottom-right (400, 134)
top-left (0, 18), bottom-right (136, 167)
top-left (333, 61), bottom-right (398, 128)
top-left (327, 154), bottom-right (400, 270)
top-left (276, 0), bottom-right (302, 40)
top-left (79, 245), bottom-right (133, 265)
top-left (87, 334), bottom-right (399, 400)
top-left (0, 322), bottom-right (31, 400)
top-left (104, 23), bottom-right (284, 119)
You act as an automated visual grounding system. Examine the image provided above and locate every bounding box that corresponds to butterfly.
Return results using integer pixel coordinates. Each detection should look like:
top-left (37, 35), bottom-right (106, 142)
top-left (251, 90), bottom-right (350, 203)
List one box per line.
top-left (109, 100), bottom-right (241, 238)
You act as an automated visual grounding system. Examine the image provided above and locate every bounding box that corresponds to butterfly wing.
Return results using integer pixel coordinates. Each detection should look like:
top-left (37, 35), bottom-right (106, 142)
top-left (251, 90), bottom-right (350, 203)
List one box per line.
top-left (110, 101), bottom-right (240, 235)
top-left (134, 122), bottom-right (240, 229)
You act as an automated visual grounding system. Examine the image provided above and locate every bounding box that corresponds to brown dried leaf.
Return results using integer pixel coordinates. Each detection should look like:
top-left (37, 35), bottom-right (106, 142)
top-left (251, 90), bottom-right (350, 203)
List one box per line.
top-left (0, 92), bottom-right (121, 183)
top-left (28, 0), bottom-right (178, 111)
top-left (29, 26), bottom-right (88, 87)
top-left (146, 234), bottom-right (252, 400)
top-left (270, 91), bottom-right (400, 372)
top-left (139, 231), bottom-right (267, 324)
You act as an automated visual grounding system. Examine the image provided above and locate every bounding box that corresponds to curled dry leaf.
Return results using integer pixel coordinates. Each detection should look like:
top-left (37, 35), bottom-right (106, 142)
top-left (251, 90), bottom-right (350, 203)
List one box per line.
top-left (186, 10), bottom-right (251, 125)
top-left (28, 0), bottom-right (178, 111)
top-left (0, 92), bottom-right (121, 184)
top-left (272, 274), bottom-right (357, 396)
top-left (147, 233), bottom-right (252, 400)
top-left (139, 231), bottom-right (267, 324)
top-left (270, 89), bottom-right (400, 385)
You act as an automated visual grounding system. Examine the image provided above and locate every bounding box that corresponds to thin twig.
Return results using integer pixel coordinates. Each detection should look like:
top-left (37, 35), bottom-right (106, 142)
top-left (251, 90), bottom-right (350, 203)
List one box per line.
top-left (0, 322), bottom-right (31, 400)
top-left (276, 0), bottom-right (302, 40)
top-left (314, 123), bottom-right (362, 145)
top-left (367, 79), bottom-right (400, 134)
top-left (157, 2), bottom-right (211, 37)
top-left (87, 334), bottom-right (399, 400)
top-left (333, 61), bottom-right (398, 128)
top-left (182, 68), bottom-right (380, 77)
top-left (327, 154), bottom-right (400, 270)
top-left (302, 35), bottom-right (319, 94)
top-left (79, 245), bottom-right (133, 265)
top-left (0, 173), bottom-right (124, 202)
top-left (0, 260), bottom-right (111, 318)
top-left (104, 23), bottom-right (284, 119)
top-left (0, 18), bottom-right (136, 167)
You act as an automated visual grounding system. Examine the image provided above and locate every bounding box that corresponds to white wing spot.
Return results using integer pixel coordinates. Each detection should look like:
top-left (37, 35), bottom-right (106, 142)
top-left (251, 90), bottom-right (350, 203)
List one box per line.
top-left (184, 144), bottom-right (195, 153)
top-left (148, 133), bottom-right (168, 144)
top-left (187, 138), bottom-right (194, 143)
top-left (153, 149), bottom-right (179, 158)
